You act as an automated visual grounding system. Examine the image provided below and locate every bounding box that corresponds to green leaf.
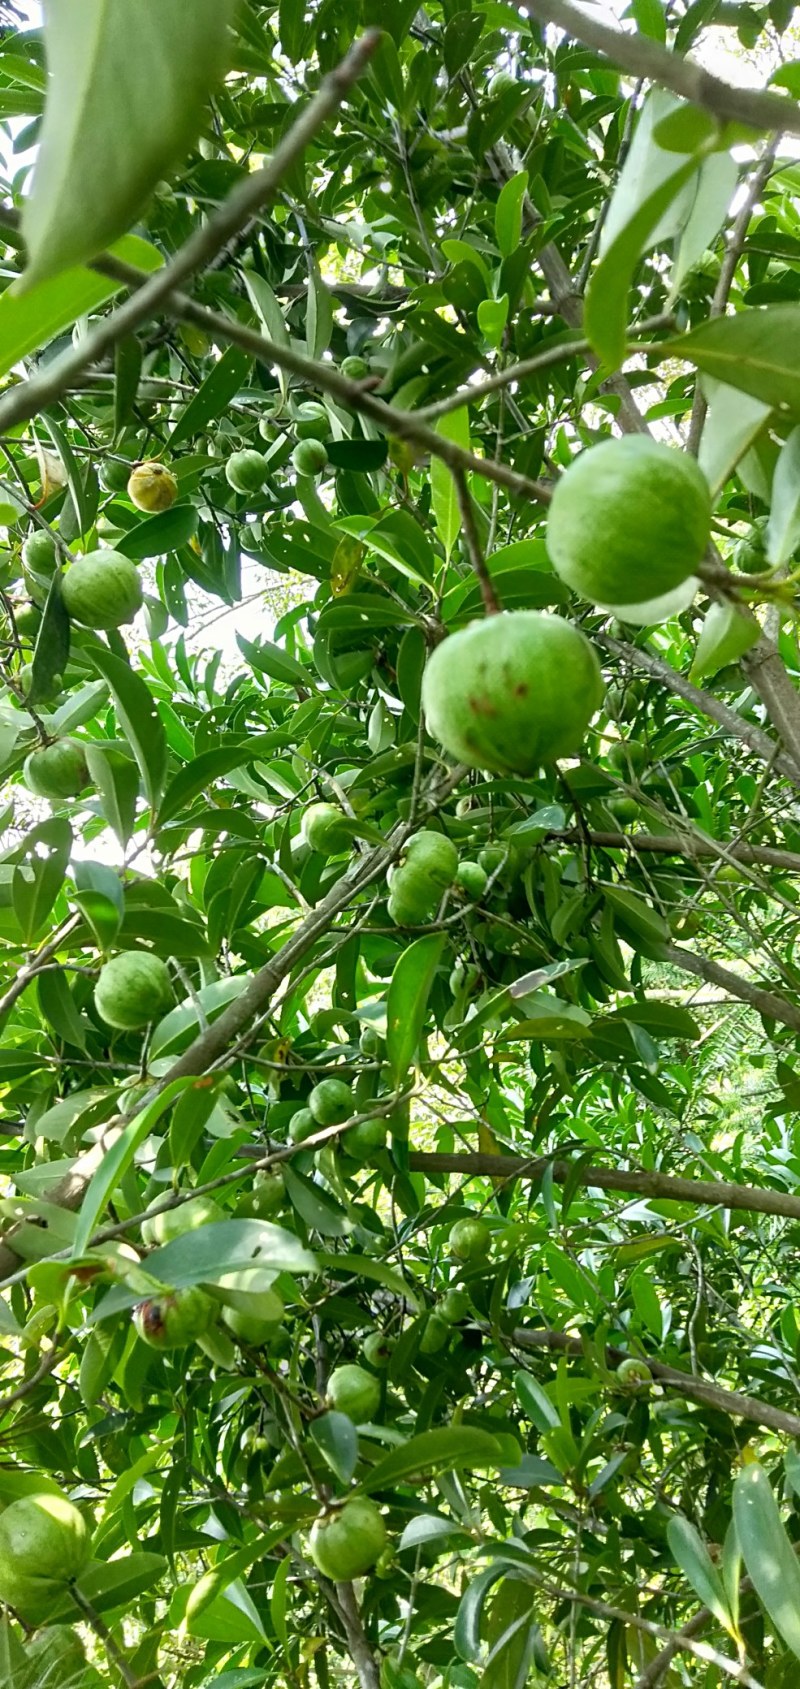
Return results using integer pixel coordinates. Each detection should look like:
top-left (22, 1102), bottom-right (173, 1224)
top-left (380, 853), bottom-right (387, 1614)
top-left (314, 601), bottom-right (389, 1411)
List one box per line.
top-left (454, 1565), bottom-right (506, 1662)
top-left (37, 967), bottom-right (87, 1049)
top-left (21, 0), bottom-right (235, 285)
top-left (430, 409), bottom-right (471, 561)
top-left (767, 425), bottom-right (800, 564)
top-left (73, 1078), bottom-right (192, 1254)
top-left (184, 1527), bottom-right (290, 1630)
top-left (87, 642), bottom-right (167, 810)
top-left (478, 293), bottom-right (509, 348)
top-left (145, 1218), bottom-right (315, 1287)
top-left (678, 304), bottom-right (800, 415)
top-left (317, 1251), bottom-right (419, 1309)
top-left (307, 255), bottom-right (333, 361)
top-left (386, 932), bottom-right (445, 1087)
top-left (689, 602), bottom-right (760, 682)
top-left (495, 170), bottom-right (528, 258)
top-left (309, 1411), bottom-right (358, 1484)
top-left (282, 1163), bottom-right (353, 1237)
top-left (698, 377), bottom-right (771, 497)
top-left (0, 234), bottom-right (161, 379)
top-left (84, 743), bottom-right (140, 848)
top-left (169, 345), bottom-right (252, 448)
top-left (116, 504), bottom-right (199, 560)
top-left (733, 1462), bottom-right (800, 1660)
top-left (12, 818), bottom-right (72, 942)
top-left (27, 572), bottom-right (70, 707)
top-left (514, 1371), bottom-right (560, 1432)
top-left (114, 335), bottom-right (143, 437)
top-left (360, 1428), bottom-right (501, 1493)
top-left (242, 269), bottom-right (290, 397)
top-left (667, 1515), bottom-right (736, 1636)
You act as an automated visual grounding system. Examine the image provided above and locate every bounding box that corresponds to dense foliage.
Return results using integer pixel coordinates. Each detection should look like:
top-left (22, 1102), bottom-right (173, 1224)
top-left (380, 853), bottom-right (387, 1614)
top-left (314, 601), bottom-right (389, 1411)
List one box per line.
top-left (2, 2), bottom-right (800, 1687)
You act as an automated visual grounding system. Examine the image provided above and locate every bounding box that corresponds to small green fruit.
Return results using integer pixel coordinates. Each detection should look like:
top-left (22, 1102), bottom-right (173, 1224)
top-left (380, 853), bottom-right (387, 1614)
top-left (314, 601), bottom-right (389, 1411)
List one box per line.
top-left (18, 662), bottom-right (62, 700)
top-left (359, 1025), bottom-right (383, 1057)
top-left (289, 1106), bottom-right (317, 1143)
top-left (133, 1286), bottom-right (216, 1348)
top-left (13, 601), bottom-right (42, 639)
top-left (223, 1299), bottom-right (284, 1346)
top-left (615, 1357), bottom-right (652, 1390)
top-left (308, 1077), bottom-right (354, 1126)
top-left (419, 1313), bottom-right (450, 1354)
top-left (294, 401), bottom-right (330, 440)
top-left (226, 449), bottom-right (269, 495)
top-left (607, 740), bottom-right (647, 775)
top-left (341, 355), bottom-right (369, 379)
top-left (22, 530), bottom-right (57, 572)
top-left (404, 830), bottom-right (459, 890)
top-left (449, 1216), bottom-right (491, 1262)
top-left (0, 1492), bottom-right (90, 1623)
top-left (362, 1330), bottom-right (394, 1368)
top-left (449, 961), bottom-right (481, 996)
top-left (327, 1363), bottom-right (381, 1421)
top-left (94, 951), bottom-right (174, 1031)
top-left (61, 550), bottom-right (143, 629)
top-left (141, 1194), bottom-right (223, 1249)
top-left (422, 612), bottom-right (603, 775)
top-left (239, 1169), bottom-right (285, 1218)
top-left (546, 437), bottom-right (711, 608)
top-left (308, 1497), bottom-right (387, 1581)
top-left (101, 453), bottom-right (138, 492)
top-left (303, 802), bottom-right (353, 854)
top-left (292, 439), bottom-right (328, 476)
top-left (439, 1287), bottom-right (471, 1324)
top-left (607, 794), bottom-right (639, 825)
top-left (455, 859), bottom-right (488, 899)
top-left (342, 1117), bottom-right (387, 1161)
top-left (23, 739), bottom-right (88, 800)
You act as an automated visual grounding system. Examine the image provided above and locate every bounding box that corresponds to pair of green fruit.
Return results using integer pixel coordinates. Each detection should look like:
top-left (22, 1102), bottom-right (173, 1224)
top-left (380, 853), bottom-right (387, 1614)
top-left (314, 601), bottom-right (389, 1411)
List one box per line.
top-left (388, 830), bottom-right (459, 925)
top-left (289, 1076), bottom-right (386, 1160)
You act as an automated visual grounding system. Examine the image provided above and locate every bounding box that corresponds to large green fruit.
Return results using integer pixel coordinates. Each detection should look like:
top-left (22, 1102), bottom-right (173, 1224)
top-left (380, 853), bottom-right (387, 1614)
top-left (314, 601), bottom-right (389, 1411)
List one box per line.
top-left (303, 802), bottom-right (353, 854)
top-left (22, 529), bottom-right (57, 572)
top-left (308, 1498), bottom-right (387, 1580)
top-left (23, 739), bottom-right (89, 800)
top-left (546, 437), bottom-right (711, 607)
top-left (327, 1363), bottom-right (381, 1421)
top-left (94, 951), bottom-right (174, 1031)
top-left (61, 550), bottom-right (143, 629)
top-left (422, 612), bottom-right (603, 774)
top-left (404, 830), bottom-right (458, 890)
top-left (24, 1624), bottom-right (97, 1689)
top-left (342, 1117), bottom-right (387, 1161)
top-left (294, 401), bottom-right (330, 440)
top-left (308, 1077), bottom-right (354, 1125)
top-left (133, 1286), bottom-right (216, 1348)
top-left (419, 1313), bottom-right (450, 1354)
top-left (0, 1492), bottom-right (90, 1622)
top-left (439, 1287), bottom-right (471, 1324)
top-left (292, 438), bottom-right (328, 476)
top-left (449, 1216), bottom-right (491, 1262)
top-left (341, 355), bottom-right (369, 379)
top-left (226, 449), bottom-right (268, 494)
top-left (141, 1193), bottom-right (224, 1248)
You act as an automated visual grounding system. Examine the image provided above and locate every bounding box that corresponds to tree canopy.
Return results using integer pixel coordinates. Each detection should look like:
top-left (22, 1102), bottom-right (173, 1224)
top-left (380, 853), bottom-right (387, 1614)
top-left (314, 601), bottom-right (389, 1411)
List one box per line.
top-left (3, 2), bottom-right (800, 1687)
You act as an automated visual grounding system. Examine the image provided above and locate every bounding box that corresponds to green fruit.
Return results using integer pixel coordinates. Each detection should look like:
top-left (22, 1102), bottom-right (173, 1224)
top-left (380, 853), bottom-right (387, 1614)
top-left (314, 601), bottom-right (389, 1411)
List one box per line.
top-left (61, 549), bottom-right (143, 629)
top-left (605, 682), bottom-right (643, 723)
top-left (289, 1106), bottom-right (317, 1143)
top-left (422, 612), bottom-right (604, 775)
top-left (342, 1117), bottom-right (387, 1161)
top-left (225, 449), bottom-right (269, 495)
top-left (94, 951), bottom-right (174, 1031)
top-left (362, 1330), bottom-right (394, 1368)
top-left (303, 801), bottom-right (353, 854)
top-left (359, 1025), bottom-right (383, 1057)
top-left (308, 1077), bottom-right (354, 1125)
top-left (607, 739), bottom-right (647, 775)
top-left (22, 529), bottom-right (57, 572)
top-left (404, 830), bottom-right (459, 890)
top-left (455, 859), bottom-right (488, 899)
top-left (101, 454), bottom-right (138, 492)
top-left (18, 662), bottom-right (62, 700)
top-left (478, 844), bottom-right (507, 877)
top-left (0, 1492), bottom-right (90, 1622)
top-left (732, 518), bottom-right (769, 574)
top-left (439, 1287), bottom-right (471, 1324)
top-left (607, 794), bottom-right (639, 824)
top-left (292, 439), bottom-right (328, 476)
top-left (387, 886), bottom-right (424, 927)
top-left (449, 961), bottom-right (481, 996)
top-left (546, 437), bottom-right (711, 608)
top-left (341, 355), bottom-right (370, 379)
top-left (449, 1216), bottom-right (491, 1262)
top-left (308, 1497), bottom-right (387, 1581)
top-left (14, 601), bottom-right (42, 638)
top-left (327, 1363), bottom-right (381, 1421)
top-left (419, 1313), bottom-right (450, 1354)
top-left (670, 910), bottom-right (701, 939)
top-left (133, 1286), bottom-right (216, 1348)
top-left (716, 863), bottom-right (741, 884)
top-left (387, 860), bottom-right (436, 925)
top-left (294, 402), bottom-right (330, 440)
top-left (239, 1169), bottom-right (285, 1218)
top-left (141, 1193), bottom-right (224, 1249)
top-left (223, 1300), bottom-right (284, 1346)
top-left (615, 1357), bottom-right (652, 1390)
top-left (23, 739), bottom-right (88, 800)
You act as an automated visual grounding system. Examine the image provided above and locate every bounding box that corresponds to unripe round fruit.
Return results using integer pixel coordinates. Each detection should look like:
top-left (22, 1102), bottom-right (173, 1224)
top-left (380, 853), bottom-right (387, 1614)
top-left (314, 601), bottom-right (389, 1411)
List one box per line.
top-left (478, 844), bottom-right (507, 877)
top-left (25, 1625), bottom-right (90, 1686)
top-left (61, 550), bottom-right (143, 629)
top-left (23, 739), bottom-right (88, 800)
top-left (292, 439), bottom-right (328, 476)
top-left (223, 1300), bottom-right (284, 1346)
top-left (419, 1313), bottom-right (450, 1354)
top-left (127, 461), bottom-right (178, 513)
top-left (341, 355), bottom-right (369, 379)
top-left (670, 910), bottom-right (701, 940)
top-left (607, 739), bottom-right (647, 775)
top-left (141, 1193), bottom-right (223, 1249)
top-left (294, 401), bottom-right (330, 440)
top-left (387, 885), bottom-right (425, 927)
top-left (449, 961), bottom-right (481, 996)
top-left (439, 1287), bottom-right (471, 1324)
top-left (308, 1498), bottom-right (387, 1581)
top-left (607, 794), bottom-right (639, 824)
top-left (387, 860), bottom-right (439, 924)
top-left (327, 1363), bottom-right (381, 1421)
top-left (289, 1106), bottom-right (317, 1143)
top-left (405, 830), bottom-right (459, 889)
top-left (22, 529), bottom-right (57, 572)
top-left (101, 454), bottom-right (138, 492)
top-left (18, 662), bottom-right (62, 700)
top-left (134, 1286), bottom-right (216, 1349)
top-left (455, 859), bottom-right (488, 899)
top-left (359, 1025), bottom-right (383, 1058)
top-left (362, 1330), bottom-right (394, 1368)
top-left (303, 802), bottom-right (352, 854)
top-left (449, 1216), bottom-right (491, 1262)
top-left (94, 950), bottom-right (174, 1031)
top-left (615, 1357), bottom-right (652, 1390)
top-left (14, 601), bottom-right (42, 638)
top-left (239, 1169), bottom-right (285, 1218)
top-left (308, 1077), bottom-right (354, 1125)
top-left (342, 1117), bottom-right (387, 1161)
top-left (225, 449), bottom-right (269, 495)
top-left (716, 863), bottom-right (741, 884)
top-left (546, 437), bottom-right (711, 608)
top-left (422, 612), bottom-right (603, 774)
top-left (0, 1492), bottom-right (90, 1622)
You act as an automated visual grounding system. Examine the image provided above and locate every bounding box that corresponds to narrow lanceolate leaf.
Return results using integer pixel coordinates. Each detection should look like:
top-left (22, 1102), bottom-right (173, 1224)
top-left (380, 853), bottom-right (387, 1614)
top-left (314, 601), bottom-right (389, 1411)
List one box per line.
top-left (733, 1462), bottom-right (800, 1661)
top-left (0, 234), bottom-right (161, 378)
top-left (87, 642), bottom-right (168, 811)
top-left (21, 0), bottom-right (235, 286)
top-left (27, 573), bottom-right (70, 707)
top-left (767, 426), bottom-right (800, 564)
top-left (678, 304), bottom-right (800, 415)
top-left (667, 1516), bottom-right (737, 1637)
top-left (386, 932), bottom-right (445, 1087)
top-left (430, 408), bottom-right (471, 561)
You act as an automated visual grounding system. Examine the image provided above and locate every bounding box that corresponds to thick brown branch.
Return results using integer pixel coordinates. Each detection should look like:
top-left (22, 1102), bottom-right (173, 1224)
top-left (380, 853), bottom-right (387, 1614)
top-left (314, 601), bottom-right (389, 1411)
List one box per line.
top-left (548, 828), bottom-right (800, 873)
top-left (661, 940), bottom-right (800, 1031)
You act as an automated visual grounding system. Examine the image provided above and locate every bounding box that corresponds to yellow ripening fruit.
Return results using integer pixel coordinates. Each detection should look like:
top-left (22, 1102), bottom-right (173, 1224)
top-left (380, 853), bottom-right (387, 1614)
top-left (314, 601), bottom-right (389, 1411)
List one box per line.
top-left (127, 461), bottom-right (178, 513)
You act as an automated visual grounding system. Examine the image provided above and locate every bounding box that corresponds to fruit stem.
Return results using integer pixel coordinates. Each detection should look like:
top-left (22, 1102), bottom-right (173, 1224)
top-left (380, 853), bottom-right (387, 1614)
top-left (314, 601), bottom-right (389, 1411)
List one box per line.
top-left (451, 466), bottom-right (501, 615)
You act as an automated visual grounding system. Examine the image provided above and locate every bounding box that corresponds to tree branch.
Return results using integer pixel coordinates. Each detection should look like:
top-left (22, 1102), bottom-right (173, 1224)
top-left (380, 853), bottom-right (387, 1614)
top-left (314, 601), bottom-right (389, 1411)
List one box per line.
top-left (522, 0), bottom-right (800, 135)
top-left (661, 939), bottom-right (800, 1032)
top-left (548, 827), bottom-right (800, 874)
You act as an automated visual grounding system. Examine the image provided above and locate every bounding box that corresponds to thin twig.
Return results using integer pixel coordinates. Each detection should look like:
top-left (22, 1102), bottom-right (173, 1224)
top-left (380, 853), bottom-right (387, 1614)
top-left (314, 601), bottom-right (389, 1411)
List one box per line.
top-left (452, 467), bottom-right (500, 614)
